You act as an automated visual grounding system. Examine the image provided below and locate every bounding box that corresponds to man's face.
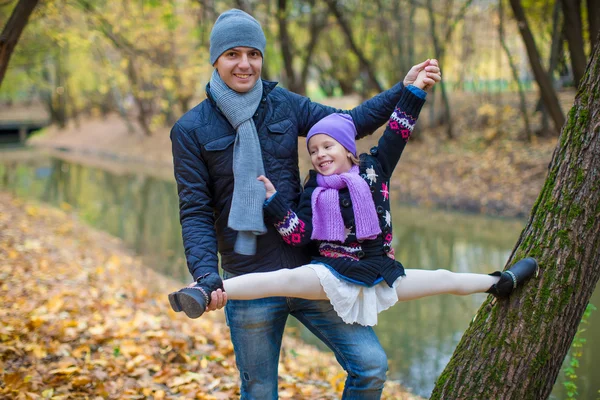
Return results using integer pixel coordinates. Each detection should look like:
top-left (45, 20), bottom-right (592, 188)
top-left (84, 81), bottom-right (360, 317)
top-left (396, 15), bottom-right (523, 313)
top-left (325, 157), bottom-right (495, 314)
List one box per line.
top-left (214, 47), bottom-right (263, 93)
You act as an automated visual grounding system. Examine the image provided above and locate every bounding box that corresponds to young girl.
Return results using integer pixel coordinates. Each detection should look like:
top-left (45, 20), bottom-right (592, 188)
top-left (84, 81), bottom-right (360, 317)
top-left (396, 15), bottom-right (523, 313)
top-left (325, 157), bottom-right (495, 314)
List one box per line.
top-left (169, 73), bottom-right (538, 326)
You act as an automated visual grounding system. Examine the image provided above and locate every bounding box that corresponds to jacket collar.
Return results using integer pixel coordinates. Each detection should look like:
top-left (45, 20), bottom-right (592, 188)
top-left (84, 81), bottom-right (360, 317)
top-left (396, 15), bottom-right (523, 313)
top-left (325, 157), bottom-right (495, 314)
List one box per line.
top-left (205, 79), bottom-right (278, 107)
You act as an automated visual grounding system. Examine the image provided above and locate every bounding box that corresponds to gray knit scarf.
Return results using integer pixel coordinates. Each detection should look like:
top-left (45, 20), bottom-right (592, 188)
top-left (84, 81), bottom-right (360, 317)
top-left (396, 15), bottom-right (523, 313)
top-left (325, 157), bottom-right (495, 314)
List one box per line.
top-left (209, 70), bottom-right (266, 255)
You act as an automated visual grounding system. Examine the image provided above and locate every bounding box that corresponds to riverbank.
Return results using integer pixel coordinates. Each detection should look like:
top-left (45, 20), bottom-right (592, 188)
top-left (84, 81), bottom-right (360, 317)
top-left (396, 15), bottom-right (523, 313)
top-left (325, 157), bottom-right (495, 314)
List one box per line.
top-left (0, 192), bottom-right (421, 399)
top-left (25, 90), bottom-right (570, 218)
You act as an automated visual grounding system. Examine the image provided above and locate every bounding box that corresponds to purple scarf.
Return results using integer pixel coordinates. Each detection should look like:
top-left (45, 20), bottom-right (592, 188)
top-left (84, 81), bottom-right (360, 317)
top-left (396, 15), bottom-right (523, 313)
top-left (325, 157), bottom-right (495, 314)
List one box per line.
top-left (311, 165), bottom-right (382, 241)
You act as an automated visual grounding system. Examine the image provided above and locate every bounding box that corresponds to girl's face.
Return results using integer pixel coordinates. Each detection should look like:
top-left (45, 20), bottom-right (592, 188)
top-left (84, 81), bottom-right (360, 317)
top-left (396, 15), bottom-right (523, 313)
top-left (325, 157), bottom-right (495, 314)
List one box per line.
top-left (308, 134), bottom-right (353, 176)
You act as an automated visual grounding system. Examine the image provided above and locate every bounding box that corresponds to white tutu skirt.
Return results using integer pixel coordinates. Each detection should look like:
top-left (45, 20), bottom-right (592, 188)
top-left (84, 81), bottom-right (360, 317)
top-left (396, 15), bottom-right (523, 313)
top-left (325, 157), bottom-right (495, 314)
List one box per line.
top-left (306, 263), bottom-right (401, 326)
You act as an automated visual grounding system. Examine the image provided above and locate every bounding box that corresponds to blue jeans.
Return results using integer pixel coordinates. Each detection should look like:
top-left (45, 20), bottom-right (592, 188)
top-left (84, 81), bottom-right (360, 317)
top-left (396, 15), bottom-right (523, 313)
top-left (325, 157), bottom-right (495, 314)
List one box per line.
top-left (223, 273), bottom-right (388, 399)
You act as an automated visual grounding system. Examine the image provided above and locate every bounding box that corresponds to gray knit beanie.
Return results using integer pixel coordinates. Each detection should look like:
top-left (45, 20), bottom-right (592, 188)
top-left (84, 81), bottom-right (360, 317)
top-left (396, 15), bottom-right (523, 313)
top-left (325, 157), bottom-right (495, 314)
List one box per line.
top-left (209, 9), bottom-right (266, 65)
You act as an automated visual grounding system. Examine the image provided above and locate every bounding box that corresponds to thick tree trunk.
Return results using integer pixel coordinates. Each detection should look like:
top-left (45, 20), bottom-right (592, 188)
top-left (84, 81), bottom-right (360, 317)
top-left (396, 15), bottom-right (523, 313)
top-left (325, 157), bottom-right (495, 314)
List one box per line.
top-left (561, 0), bottom-right (587, 88)
top-left (431, 41), bottom-right (600, 399)
top-left (0, 0), bottom-right (40, 88)
top-left (509, 0), bottom-right (565, 134)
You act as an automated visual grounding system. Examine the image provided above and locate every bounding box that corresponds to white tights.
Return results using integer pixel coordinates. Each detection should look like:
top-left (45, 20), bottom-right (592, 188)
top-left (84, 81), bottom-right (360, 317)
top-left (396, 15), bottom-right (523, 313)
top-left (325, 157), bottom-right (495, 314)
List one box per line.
top-left (222, 265), bottom-right (499, 301)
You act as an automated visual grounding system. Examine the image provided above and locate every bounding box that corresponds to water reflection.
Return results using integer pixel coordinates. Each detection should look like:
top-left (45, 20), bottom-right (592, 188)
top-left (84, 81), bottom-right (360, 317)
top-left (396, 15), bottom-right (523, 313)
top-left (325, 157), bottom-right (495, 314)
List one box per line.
top-left (1, 156), bottom-right (188, 282)
top-left (0, 153), bottom-right (598, 399)
top-left (296, 206), bottom-right (524, 396)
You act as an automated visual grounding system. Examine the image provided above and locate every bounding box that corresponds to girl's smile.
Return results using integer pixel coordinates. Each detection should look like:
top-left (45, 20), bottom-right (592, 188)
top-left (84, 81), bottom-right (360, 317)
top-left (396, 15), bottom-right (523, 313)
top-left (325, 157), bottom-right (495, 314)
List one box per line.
top-left (308, 134), bottom-right (353, 175)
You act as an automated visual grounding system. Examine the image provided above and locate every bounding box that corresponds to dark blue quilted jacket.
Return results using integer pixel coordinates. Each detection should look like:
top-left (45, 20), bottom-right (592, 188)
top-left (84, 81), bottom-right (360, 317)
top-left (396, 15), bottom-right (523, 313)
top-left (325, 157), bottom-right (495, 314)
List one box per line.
top-left (263, 89), bottom-right (425, 287)
top-left (171, 79), bottom-right (406, 280)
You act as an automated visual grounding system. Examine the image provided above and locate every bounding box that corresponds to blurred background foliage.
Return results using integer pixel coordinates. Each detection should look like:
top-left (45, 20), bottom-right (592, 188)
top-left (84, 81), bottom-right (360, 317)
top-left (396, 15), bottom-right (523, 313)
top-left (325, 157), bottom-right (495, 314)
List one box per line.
top-left (0, 0), bottom-right (598, 138)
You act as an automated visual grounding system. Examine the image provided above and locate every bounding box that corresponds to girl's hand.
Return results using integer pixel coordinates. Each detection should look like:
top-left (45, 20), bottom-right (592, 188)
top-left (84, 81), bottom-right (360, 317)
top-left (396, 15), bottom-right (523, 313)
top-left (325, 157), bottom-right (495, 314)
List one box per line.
top-left (405, 58), bottom-right (442, 91)
top-left (257, 175), bottom-right (276, 199)
top-left (404, 59), bottom-right (431, 87)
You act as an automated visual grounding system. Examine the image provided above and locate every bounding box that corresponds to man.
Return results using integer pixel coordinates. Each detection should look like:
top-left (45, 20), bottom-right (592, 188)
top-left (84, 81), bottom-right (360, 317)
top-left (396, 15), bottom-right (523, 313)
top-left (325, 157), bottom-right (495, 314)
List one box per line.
top-left (170, 8), bottom-right (439, 399)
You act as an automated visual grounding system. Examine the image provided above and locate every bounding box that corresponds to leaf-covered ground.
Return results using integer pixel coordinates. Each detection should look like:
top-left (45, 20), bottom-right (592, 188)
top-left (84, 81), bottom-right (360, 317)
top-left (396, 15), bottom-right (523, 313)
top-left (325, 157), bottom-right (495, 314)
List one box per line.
top-left (0, 192), bottom-right (421, 399)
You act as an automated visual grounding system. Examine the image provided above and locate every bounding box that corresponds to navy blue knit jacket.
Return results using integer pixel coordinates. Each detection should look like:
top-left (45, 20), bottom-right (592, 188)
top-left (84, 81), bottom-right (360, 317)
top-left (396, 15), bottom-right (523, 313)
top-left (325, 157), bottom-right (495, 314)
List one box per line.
top-left (264, 88), bottom-right (425, 287)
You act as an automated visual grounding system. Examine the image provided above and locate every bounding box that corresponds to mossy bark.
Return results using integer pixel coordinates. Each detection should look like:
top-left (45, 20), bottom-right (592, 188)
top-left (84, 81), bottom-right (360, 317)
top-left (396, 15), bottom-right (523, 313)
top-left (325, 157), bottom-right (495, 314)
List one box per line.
top-left (430, 43), bottom-right (600, 399)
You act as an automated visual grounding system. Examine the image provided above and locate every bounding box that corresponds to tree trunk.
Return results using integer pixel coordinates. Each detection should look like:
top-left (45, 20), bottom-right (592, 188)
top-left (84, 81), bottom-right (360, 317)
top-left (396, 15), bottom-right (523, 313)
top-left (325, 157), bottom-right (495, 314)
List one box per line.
top-left (275, 0), bottom-right (323, 95)
top-left (561, 0), bottom-right (587, 88)
top-left (276, 0), bottom-right (298, 93)
top-left (233, 0), bottom-right (251, 13)
top-left (126, 58), bottom-right (152, 136)
top-left (499, 0), bottom-right (532, 141)
top-left (299, 1), bottom-right (326, 94)
top-left (0, 0), bottom-right (40, 88)
top-left (509, 0), bottom-right (565, 134)
top-left (537, 0), bottom-right (563, 137)
top-left (589, 0), bottom-right (600, 50)
top-left (407, 1), bottom-right (416, 69)
top-left (92, 42), bottom-right (135, 133)
top-left (426, 0), bottom-right (454, 138)
top-left (41, 52), bottom-right (67, 128)
top-left (431, 40), bottom-right (600, 399)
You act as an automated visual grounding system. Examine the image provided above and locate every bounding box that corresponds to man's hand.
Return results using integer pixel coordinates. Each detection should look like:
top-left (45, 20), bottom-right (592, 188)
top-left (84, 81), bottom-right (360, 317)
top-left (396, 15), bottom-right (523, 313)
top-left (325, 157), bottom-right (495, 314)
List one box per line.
top-left (257, 175), bottom-right (276, 199)
top-left (404, 59), bottom-right (442, 90)
top-left (205, 288), bottom-right (227, 312)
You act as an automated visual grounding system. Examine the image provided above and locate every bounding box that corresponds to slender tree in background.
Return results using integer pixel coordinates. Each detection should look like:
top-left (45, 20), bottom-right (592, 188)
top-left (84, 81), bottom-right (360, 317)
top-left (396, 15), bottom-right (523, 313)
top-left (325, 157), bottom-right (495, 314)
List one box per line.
top-left (42, 44), bottom-right (68, 128)
top-left (424, 0), bottom-right (473, 139)
top-left (0, 0), bottom-right (39, 88)
top-left (589, 0), bottom-right (600, 50)
top-left (431, 38), bottom-right (600, 399)
top-left (560, 0), bottom-right (586, 88)
top-left (276, 0), bottom-right (326, 95)
top-left (498, 0), bottom-right (532, 141)
top-left (537, 1), bottom-right (564, 137)
top-left (509, 0), bottom-right (565, 134)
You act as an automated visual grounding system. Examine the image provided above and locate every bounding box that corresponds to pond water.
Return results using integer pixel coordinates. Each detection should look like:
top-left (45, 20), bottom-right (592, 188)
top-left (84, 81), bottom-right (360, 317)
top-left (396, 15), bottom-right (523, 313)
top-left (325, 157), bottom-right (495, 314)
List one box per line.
top-left (1, 150), bottom-right (597, 399)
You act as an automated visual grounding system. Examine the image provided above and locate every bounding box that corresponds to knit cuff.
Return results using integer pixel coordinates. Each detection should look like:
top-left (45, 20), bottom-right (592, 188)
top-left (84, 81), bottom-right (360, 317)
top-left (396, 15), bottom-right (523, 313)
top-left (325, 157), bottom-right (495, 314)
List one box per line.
top-left (264, 190), bottom-right (292, 223)
top-left (192, 266), bottom-right (220, 282)
top-left (406, 84), bottom-right (427, 99)
top-left (397, 86), bottom-right (426, 119)
top-left (264, 191), bottom-right (278, 206)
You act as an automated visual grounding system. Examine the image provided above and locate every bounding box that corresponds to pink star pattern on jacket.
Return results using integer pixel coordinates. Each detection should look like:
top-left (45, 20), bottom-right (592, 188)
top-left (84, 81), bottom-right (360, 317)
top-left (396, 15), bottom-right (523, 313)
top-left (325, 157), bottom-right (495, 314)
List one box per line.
top-left (389, 107), bottom-right (417, 142)
top-left (380, 182), bottom-right (389, 200)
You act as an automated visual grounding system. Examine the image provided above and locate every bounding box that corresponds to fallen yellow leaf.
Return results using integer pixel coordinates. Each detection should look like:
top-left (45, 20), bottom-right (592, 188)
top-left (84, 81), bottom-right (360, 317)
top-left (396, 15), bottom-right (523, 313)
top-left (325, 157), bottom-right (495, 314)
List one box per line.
top-left (49, 366), bottom-right (79, 375)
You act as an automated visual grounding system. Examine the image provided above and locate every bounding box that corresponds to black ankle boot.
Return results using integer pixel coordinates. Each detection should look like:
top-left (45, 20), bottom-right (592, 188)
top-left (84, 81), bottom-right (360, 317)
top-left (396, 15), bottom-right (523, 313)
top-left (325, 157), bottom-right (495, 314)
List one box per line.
top-left (168, 273), bottom-right (224, 319)
top-left (486, 257), bottom-right (538, 298)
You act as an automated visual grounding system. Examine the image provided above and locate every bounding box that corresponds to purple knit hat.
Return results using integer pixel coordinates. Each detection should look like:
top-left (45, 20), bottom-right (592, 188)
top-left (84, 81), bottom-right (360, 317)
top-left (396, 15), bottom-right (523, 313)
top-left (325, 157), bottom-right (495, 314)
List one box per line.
top-left (306, 113), bottom-right (357, 156)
